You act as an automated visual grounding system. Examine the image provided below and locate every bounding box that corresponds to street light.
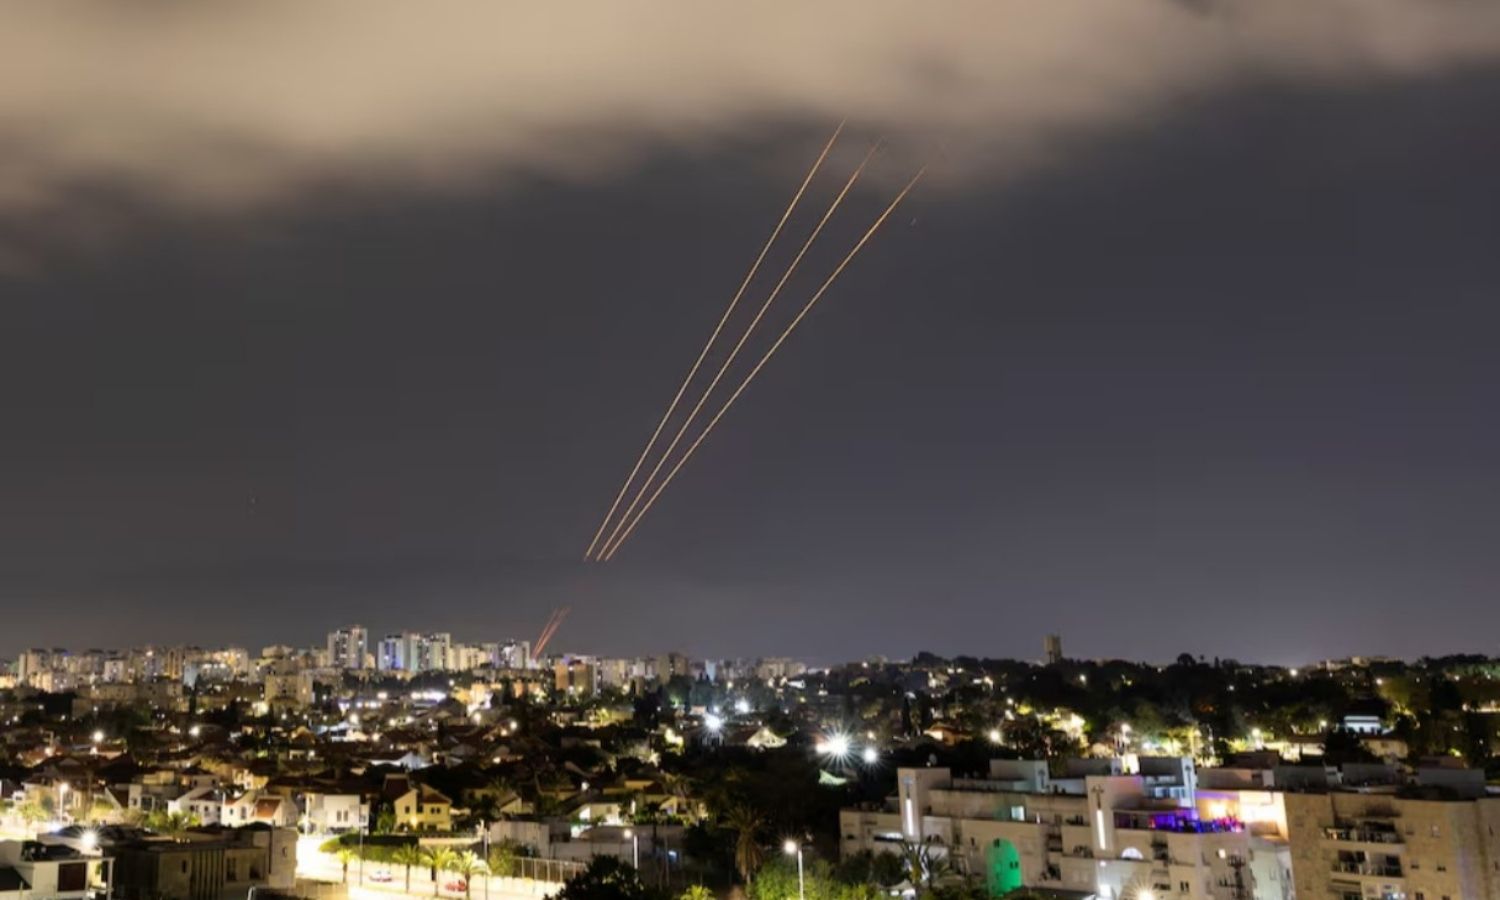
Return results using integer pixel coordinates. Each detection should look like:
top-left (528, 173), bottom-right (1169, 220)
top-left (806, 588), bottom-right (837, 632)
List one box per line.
top-left (783, 841), bottom-right (804, 900)
top-left (624, 828), bottom-right (639, 869)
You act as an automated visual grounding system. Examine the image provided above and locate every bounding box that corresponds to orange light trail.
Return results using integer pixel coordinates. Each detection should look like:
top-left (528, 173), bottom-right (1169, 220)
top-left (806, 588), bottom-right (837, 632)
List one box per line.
top-left (581, 121), bottom-right (846, 560)
top-left (533, 605), bottom-right (570, 657)
top-left (599, 166), bottom-right (928, 560)
top-left (593, 140), bottom-right (884, 560)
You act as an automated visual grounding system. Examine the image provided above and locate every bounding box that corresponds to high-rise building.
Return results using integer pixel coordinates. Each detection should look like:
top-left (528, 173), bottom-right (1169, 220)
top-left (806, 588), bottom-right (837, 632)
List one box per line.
top-left (554, 657), bottom-right (598, 697)
top-left (417, 633), bottom-right (451, 671)
top-left (377, 632), bottom-right (459, 672)
top-left (499, 640), bottom-right (532, 670)
top-left (326, 626), bottom-right (369, 670)
top-left (1045, 633), bottom-right (1064, 665)
top-left (379, 633), bottom-right (416, 671)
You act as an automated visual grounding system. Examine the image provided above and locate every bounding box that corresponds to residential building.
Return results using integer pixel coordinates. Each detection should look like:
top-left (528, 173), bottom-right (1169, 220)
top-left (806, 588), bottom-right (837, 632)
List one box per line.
top-left (555, 658), bottom-right (598, 697)
top-left (392, 785), bottom-right (454, 832)
top-left (326, 626), bottom-right (369, 670)
top-left (107, 826), bottom-right (296, 900)
top-left (842, 758), bottom-right (1288, 900)
top-left (0, 841), bottom-right (111, 900)
top-left (302, 793), bottom-right (367, 834)
top-left (262, 663), bottom-right (315, 710)
top-left (1284, 774), bottom-right (1500, 900)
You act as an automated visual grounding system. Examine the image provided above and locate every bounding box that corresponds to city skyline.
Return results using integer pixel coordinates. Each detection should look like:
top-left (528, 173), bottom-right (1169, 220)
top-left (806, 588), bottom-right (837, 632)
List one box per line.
top-left (5, 4), bottom-right (1500, 664)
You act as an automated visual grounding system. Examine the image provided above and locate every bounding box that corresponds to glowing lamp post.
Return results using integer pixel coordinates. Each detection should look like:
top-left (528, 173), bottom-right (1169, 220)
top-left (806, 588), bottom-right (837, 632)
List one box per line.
top-left (783, 840), bottom-right (804, 900)
top-left (623, 828), bottom-right (639, 869)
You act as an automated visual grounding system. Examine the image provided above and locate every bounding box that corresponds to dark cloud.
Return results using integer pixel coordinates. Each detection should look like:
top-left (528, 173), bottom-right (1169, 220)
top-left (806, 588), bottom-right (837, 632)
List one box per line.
top-left (4, 0), bottom-right (1500, 260)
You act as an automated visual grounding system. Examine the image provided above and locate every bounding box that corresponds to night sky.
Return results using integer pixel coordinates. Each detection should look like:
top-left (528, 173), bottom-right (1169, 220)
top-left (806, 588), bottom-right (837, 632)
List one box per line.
top-left (3, 4), bottom-right (1500, 663)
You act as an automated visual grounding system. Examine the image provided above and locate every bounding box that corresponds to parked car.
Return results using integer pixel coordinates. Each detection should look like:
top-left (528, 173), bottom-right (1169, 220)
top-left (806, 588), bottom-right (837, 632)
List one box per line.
top-left (370, 870), bottom-right (394, 883)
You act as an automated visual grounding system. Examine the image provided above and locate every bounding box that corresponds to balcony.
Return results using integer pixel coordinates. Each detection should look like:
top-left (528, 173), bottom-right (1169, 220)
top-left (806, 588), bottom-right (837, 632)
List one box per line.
top-left (1114, 811), bottom-right (1243, 835)
top-left (1323, 826), bottom-right (1403, 845)
top-left (1333, 861), bottom-right (1403, 878)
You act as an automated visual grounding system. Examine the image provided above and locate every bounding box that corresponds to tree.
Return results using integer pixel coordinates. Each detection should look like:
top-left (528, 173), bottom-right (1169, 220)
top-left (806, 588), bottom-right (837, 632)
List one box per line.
top-left (679, 887), bottom-right (713, 900)
top-left (1321, 729), bottom-right (1376, 765)
top-left (145, 810), bottom-right (201, 842)
top-left (394, 844), bottom-right (425, 894)
top-left (722, 805), bottom-right (764, 884)
top-left (424, 847), bottom-right (459, 897)
top-left (17, 800), bottom-right (47, 829)
top-left (87, 796), bottom-right (116, 824)
top-left (487, 843), bottom-right (518, 878)
top-left (899, 839), bottom-right (952, 895)
top-left (447, 850), bottom-right (488, 900)
top-left (375, 807), bottom-right (398, 835)
top-left (336, 847), bottom-right (357, 884)
top-left (552, 856), bottom-right (657, 900)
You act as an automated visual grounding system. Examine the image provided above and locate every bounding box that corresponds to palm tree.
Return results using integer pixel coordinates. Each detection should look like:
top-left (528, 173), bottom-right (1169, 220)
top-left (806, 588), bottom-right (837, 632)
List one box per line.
top-left (899, 839), bottom-right (952, 895)
top-left (336, 847), bottom-right (357, 884)
top-left (424, 846), bottom-right (458, 896)
top-left (447, 850), bottom-right (488, 900)
top-left (147, 810), bottom-right (201, 843)
top-left (394, 844), bottom-right (425, 894)
top-left (722, 805), bottom-right (764, 883)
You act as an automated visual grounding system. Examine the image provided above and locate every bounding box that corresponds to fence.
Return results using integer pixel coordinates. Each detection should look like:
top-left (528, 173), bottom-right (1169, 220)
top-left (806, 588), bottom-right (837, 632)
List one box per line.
top-left (507, 857), bottom-right (586, 884)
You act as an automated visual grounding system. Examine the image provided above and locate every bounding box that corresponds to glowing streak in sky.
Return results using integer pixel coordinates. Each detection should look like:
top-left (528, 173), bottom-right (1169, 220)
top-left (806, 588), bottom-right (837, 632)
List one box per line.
top-left (594, 140), bottom-right (883, 560)
top-left (582, 121), bottom-right (845, 560)
top-left (533, 605), bottom-right (570, 657)
top-left (598, 166), bottom-right (927, 560)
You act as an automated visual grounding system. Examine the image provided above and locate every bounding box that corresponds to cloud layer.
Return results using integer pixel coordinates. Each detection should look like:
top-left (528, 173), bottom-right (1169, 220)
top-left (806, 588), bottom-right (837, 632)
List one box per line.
top-left (4, 0), bottom-right (1500, 220)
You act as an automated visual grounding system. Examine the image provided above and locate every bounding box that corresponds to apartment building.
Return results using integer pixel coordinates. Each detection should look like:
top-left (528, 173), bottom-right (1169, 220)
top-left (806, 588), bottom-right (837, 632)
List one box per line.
top-left (1285, 770), bottom-right (1500, 900)
top-left (842, 758), bottom-right (1293, 900)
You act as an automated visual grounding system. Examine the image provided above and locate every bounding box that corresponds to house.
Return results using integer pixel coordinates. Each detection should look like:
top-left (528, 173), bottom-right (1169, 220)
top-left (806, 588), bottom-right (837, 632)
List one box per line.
top-left (222, 791), bottom-right (298, 828)
top-left (302, 793), bottom-right (367, 834)
top-left (0, 841), bottom-right (110, 900)
top-left (169, 786), bottom-right (228, 825)
top-left (392, 786), bottom-right (453, 832)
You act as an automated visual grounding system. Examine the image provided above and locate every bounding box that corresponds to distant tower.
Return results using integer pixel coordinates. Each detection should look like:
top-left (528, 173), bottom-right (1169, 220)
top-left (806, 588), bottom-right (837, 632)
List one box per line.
top-left (1044, 634), bottom-right (1063, 665)
top-left (327, 625), bottom-right (369, 670)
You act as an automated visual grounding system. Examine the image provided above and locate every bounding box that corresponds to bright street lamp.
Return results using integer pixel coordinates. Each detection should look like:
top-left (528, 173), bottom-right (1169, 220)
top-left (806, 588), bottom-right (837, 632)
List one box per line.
top-left (783, 841), bottom-right (804, 900)
top-left (623, 828), bottom-right (639, 869)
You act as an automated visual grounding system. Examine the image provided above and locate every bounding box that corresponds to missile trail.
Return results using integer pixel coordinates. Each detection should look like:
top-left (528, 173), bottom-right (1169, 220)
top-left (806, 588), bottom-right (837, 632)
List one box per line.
top-left (582, 121), bottom-right (846, 560)
top-left (599, 166), bottom-right (928, 560)
top-left (534, 605), bottom-right (570, 657)
top-left (594, 140), bottom-right (884, 560)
